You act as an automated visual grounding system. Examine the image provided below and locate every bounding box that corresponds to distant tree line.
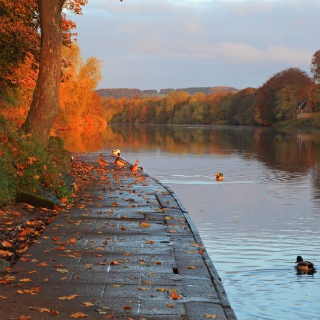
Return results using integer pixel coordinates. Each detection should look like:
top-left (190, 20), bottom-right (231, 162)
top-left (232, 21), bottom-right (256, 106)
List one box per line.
top-left (96, 86), bottom-right (237, 99)
top-left (102, 53), bottom-right (320, 126)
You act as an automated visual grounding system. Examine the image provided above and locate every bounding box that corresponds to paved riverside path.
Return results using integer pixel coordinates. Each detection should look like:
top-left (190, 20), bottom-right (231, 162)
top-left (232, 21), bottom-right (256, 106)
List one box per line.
top-left (0, 153), bottom-right (237, 320)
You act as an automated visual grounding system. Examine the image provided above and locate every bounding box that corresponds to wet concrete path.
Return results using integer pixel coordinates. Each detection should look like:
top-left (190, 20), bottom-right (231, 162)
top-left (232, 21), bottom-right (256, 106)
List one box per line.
top-left (0, 153), bottom-right (237, 320)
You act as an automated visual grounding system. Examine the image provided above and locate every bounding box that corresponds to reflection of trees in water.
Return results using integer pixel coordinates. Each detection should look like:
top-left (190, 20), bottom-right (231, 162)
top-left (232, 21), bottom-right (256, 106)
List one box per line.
top-left (61, 123), bottom-right (320, 200)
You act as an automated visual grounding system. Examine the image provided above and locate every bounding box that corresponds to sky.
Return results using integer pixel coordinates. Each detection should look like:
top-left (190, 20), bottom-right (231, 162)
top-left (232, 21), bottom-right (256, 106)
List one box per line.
top-left (67, 0), bottom-right (320, 90)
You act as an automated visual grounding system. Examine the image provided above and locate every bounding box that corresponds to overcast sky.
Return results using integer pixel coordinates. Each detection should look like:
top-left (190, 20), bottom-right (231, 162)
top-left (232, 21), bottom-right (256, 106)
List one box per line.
top-left (68, 0), bottom-right (320, 90)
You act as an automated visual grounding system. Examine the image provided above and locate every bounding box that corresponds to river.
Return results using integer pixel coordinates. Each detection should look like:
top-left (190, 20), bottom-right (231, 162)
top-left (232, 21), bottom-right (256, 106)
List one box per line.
top-left (61, 124), bottom-right (320, 320)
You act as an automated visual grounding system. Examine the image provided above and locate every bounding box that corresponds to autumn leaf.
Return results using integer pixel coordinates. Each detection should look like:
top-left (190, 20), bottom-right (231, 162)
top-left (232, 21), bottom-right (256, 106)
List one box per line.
top-left (28, 307), bottom-right (51, 313)
top-left (123, 305), bottom-right (132, 310)
top-left (138, 286), bottom-right (150, 291)
top-left (17, 287), bottom-right (40, 295)
top-left (50, 310), bottom-right (59, 316)
top-left (58, 294), bottom-right (79, 300)
top-left (82, 302), bottom-right (94, 307)
top-left (188, 266), bottom-right (198, 270)
top-left (60, 197), bottom-right (68, 204)
top-left (205, 315), bottom-right (218, 319)
top-left (167, 304), bottom-right (174, 308)
top-left (70, 312), bottom-right (89, 318)
top-left (10, 316), bottom-right (31, 320)
top-left (37, 262), bottom-right (48, 267)
top-left (70, 238), bottom-right (77, 244)
top-left (120, 226), bottom-right (127, 231)
top-left (56, 269), bottom-right (69, 273)
top-left (20, 278), bottom-right (32, 282)
top-left (111, 202), bottom-right (118, 207)
top-left (0, 249), bottom-right (13, 257)
top-left (139, 222), bottom-right (150, 228)
top-left (1, 240), bottom-right (12, 248)
top-left (18, 227), bottom-right (32, 237)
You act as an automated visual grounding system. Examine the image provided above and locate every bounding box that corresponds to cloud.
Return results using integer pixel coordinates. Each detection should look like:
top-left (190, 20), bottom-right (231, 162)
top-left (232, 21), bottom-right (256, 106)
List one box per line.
top-left (69, 0), bottom-right (320, 89)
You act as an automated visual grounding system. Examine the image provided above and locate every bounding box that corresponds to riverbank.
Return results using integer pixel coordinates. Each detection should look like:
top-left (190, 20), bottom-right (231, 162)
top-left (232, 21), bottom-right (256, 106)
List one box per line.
top-left (0, 152), bottom-right (237, 320)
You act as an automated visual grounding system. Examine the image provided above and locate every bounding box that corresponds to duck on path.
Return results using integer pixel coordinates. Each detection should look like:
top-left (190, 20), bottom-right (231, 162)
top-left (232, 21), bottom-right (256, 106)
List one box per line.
top-left (295, 256), bottom-right (315, 273)
top-left (115, 156), bottom-right (126, 168)
top-left (112, 149), bottom-right (121, 157)
top-left (130, 160), bottom-right (139, 175)
top-left (99, 154), bottom-right (108, 168)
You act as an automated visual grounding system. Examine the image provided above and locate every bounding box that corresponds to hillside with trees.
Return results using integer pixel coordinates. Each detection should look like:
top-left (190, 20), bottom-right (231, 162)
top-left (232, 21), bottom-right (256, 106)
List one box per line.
top-left (96, 86), bottom-right (238, 99)
top-left (101, 51), bottom-right (320, 127)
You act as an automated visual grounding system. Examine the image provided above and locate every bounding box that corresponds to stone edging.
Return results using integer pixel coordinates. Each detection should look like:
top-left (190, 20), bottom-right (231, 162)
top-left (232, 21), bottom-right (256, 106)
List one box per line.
top-left (148, 174), bottom-right (238, 320)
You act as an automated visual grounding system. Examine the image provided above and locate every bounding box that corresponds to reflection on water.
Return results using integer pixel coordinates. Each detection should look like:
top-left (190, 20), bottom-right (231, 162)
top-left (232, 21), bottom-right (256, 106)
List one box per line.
top-left (62, 124), bottom-right (320, 319)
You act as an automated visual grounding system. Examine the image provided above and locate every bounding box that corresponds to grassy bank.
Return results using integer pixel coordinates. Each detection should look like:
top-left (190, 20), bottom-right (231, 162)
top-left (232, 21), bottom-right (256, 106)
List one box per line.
top-left (0, 116), bottom-right (72, 206)
top-left (275, 113), bottom-right (320, 128)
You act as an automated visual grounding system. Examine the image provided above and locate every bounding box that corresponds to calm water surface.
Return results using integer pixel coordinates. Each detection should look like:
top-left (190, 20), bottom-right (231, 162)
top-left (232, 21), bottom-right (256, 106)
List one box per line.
top-left (62, 124), bottom-right (320, 319)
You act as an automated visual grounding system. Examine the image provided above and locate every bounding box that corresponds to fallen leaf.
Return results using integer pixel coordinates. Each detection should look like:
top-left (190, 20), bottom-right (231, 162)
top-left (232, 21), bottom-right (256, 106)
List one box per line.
top-left (10, 316), bottom-right (31, 320)
top-left (0, 249), bottom-right (13, 257)
top-left (37, 262), bottom-right (48, 267)
top-left (123, 305), bottom-right (132, 310)
top-left (70, 238), bottom-right (77, 244)
top-left (50, 310), bottom-right (59, 316)
top-left (70, 312), bottom-right (89, 318)
top-left (1, 240), bottom-right (12, 248)
top-left (188, 266), bottom-right (198, 270)
top-left (18, 227), bottom-right (32, 237)
top-left (120, 226), bottom-right (127, 230)
top-left (58, 294), bottom-right (79, 300)
top-left (28, 307), bottom-right (51, 313)
top-left (138, 286), bottom-right (150, 291)
top-left (60, 197), bottom-right (68, 204)
top-left (20, 278), bottom-right (32, 282)
top-left (205, 315), bottom-right (218, 319)
top-left (111, 202), bottom-right (118, 207)
top-left (82, 302), bottom-right (95, 307)
top-left (17, 287), bottom-right (40, 295)
top-left (167, 304), bottom-right (174, 308)
top-left (56, 269), bottom-right (69, 273)
top-left (139, 222), bottom-right (150, 228)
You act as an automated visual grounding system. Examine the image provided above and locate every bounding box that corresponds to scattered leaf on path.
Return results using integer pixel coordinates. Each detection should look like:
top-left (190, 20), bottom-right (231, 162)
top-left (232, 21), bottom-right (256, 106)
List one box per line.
top-left (58, 294), bottom-right (79, 300)
top-left (70, 312), bottom-right (89, 318)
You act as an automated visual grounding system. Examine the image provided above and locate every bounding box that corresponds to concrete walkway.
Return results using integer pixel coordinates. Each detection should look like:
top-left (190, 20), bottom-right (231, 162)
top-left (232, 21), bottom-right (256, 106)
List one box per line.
top-left (0, 153), bottom-right (237, 320)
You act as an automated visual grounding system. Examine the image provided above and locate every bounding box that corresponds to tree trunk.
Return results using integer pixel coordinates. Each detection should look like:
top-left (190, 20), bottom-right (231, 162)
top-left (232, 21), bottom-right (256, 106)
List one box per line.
top-left (22, 0), bottom-right (65, 145)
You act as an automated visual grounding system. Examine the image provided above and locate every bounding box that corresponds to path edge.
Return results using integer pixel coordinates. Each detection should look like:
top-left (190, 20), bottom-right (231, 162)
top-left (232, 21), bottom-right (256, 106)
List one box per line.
top-left (149, 174), bottom-right (238, 320)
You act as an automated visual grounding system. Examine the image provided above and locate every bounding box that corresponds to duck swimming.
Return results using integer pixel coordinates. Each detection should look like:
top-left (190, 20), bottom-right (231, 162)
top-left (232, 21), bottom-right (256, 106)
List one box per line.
top-left (296, 256), bottom-right (315, 273)
top-left (215, 172), bottom-right (224, 181)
